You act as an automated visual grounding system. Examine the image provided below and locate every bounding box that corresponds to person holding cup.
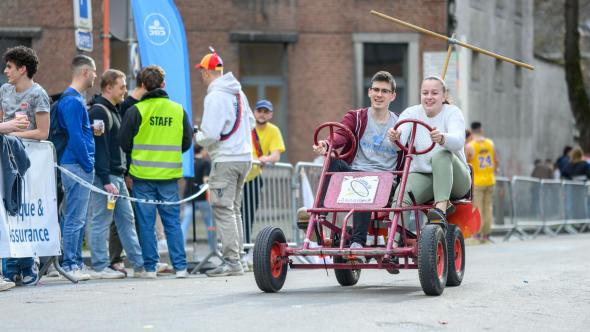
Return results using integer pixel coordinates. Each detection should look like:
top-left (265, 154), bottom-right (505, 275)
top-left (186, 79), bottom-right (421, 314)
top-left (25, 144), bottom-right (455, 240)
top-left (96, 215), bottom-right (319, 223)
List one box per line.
top-left (86, 69), bottom-right (144, 279)
top-left (0, 46), bottom-right (50, 287)
top-left (0, 46), bottom-right (50, 141)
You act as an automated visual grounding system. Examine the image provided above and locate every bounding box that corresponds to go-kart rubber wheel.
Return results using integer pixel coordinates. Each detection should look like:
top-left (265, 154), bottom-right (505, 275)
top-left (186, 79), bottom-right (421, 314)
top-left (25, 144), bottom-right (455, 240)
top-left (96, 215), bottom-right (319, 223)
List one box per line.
top-left (445, 224), bottom-right (465, 286)
top-left (418, 224), bottom-right (448, 296)
top-left (333, 256), bottom-right (361, 287)
top-left (253, 226), bottom-right (288, 293)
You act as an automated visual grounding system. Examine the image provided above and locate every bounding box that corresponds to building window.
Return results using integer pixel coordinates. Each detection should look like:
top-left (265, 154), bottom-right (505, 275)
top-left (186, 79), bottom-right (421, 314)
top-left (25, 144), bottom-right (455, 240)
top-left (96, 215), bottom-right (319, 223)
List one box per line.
top-left (471, 52), bottom-right (480, 83)
top-left (495, 0), bottom-right (505, 18)
top-left (514, 66), bottom-right (522, 89)
top-left (362, 43), bottom-right (408, 113)
top-left (353, 33), bottom-right (419, 113)
top-left (0, 37), bottom-right (32, 85)
top-left (494, 60), bottom-right (503, 92)
top-left (515, 0), bottom-right (523, 18)
top-left (239, 42), bottom-right (288, 158)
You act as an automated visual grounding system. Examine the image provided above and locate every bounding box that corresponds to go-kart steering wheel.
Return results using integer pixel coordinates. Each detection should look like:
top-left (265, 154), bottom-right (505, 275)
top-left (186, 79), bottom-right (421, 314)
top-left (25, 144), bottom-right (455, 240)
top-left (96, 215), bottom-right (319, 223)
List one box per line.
top-left (313, 122), bottom-right (357, 160)
top-left (392, 119), bottom-right (436, 155)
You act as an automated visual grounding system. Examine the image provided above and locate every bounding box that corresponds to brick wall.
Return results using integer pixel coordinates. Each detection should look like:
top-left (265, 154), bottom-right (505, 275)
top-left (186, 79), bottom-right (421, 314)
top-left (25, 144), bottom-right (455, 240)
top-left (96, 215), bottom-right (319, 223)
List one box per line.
top-left (0, 0), bottom-right (448, 163)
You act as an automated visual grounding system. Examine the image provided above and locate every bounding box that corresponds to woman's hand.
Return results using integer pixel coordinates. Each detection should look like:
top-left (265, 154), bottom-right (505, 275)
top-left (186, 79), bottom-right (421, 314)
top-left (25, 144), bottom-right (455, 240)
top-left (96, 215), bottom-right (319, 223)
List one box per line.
top-left (430, 127), bottom-right (445, 145)
top-left (387, 127), bottom-right (401, 143)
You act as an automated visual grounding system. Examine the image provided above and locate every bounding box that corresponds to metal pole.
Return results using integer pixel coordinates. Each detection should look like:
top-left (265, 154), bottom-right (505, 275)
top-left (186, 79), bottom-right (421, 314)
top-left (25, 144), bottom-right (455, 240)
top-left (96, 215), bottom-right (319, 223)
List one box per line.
top-left (370, 10), bottom-right (535, 70)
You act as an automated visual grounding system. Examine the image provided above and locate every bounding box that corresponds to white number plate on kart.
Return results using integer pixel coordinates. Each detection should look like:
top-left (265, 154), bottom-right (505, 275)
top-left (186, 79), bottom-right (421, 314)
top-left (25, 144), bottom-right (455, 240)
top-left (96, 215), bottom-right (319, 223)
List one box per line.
top-left (336, 176), bottom-right (379, 204)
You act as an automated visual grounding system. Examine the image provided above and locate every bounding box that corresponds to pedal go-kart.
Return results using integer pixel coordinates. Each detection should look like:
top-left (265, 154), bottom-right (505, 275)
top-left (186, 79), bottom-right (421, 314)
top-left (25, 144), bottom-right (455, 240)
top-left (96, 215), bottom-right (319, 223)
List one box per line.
top-left (253, 120), bottom-right (480, 296)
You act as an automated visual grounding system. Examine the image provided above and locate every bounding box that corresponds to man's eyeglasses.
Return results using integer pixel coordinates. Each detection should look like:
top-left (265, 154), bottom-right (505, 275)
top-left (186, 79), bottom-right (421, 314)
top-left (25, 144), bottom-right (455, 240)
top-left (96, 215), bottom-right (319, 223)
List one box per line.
top-left (369, 87), bottom-right (394, 95)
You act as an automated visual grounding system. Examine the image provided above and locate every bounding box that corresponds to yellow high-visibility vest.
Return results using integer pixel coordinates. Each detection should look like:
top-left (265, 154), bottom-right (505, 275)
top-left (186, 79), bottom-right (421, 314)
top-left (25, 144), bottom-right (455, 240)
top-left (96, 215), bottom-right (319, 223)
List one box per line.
top-left (130, 97), bottom-right (184, 180)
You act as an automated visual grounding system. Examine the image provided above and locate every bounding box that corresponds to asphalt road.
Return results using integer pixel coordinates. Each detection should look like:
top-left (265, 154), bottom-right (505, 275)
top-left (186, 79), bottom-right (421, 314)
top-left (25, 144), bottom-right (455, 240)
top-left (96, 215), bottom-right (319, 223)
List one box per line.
top-left (1, 233), bottom-right (589, 332)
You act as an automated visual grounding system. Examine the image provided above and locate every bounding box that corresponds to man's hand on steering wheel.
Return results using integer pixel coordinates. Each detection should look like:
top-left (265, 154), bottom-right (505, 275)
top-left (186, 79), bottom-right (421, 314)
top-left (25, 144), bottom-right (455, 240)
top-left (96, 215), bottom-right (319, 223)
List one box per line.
top-left (312, 140), bottom-right (329, 155)
top-left (387, 127), bottom-right (401, 143)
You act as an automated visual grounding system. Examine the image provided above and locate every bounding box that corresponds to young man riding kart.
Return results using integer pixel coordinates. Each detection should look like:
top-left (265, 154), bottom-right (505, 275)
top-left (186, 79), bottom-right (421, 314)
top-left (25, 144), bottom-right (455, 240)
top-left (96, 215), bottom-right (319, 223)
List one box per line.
top-left (304, 71), bottom-right (403, 249)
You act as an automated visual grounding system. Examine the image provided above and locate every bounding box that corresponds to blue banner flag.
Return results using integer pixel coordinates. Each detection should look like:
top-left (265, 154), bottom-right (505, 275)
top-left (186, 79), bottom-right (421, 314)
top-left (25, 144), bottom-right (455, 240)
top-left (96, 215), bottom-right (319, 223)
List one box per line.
top-left (131, 0), bottom-right (193, 177)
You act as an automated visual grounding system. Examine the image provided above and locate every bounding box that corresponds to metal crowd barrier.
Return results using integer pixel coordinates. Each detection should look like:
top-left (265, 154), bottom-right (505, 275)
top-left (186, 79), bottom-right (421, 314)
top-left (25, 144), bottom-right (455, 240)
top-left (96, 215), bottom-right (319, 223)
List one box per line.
top-left (242, 162), bottom-right (296, 247)
top-left (491, 177), bottom-right (516, 239)
top-left (561, 180), bottom-right (589, 233)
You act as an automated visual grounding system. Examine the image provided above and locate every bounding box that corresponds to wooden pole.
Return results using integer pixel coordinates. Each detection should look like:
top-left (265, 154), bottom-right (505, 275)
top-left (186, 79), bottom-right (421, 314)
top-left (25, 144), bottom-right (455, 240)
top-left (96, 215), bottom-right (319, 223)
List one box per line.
top-left (370, 10), bottom-right (535, 70)
top-left (441, 33), bottom-right (455, 80)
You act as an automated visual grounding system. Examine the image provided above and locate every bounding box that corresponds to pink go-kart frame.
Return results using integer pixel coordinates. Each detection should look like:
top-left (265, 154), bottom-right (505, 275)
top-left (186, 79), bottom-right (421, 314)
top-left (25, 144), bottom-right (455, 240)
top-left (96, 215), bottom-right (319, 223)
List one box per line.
top-left (253, 120), bottom-right (480, 296)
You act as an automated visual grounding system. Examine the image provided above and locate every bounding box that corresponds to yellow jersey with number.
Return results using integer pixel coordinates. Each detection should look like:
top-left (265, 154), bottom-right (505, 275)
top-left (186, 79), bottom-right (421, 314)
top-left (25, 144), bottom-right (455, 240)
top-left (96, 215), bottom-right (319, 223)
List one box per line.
top-left (468, 138), bottom-right (496, 186)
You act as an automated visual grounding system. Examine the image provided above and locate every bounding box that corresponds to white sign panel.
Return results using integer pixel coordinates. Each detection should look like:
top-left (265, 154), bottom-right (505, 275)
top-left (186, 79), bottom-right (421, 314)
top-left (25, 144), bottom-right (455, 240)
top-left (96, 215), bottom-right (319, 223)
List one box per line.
top-left (75, 29), bottom-right (93, 52)
top-left (337, 176), bottom-right (379, 204)
top-left (73, 0), bottom-right (93, 30)
top-left (0, 141), bottom-right (61, 258)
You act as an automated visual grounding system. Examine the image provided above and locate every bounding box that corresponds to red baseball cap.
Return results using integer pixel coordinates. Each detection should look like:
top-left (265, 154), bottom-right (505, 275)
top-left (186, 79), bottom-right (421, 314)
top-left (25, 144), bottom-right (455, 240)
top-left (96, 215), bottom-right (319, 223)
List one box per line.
top-left (195, 48), bottom-right (224, 71)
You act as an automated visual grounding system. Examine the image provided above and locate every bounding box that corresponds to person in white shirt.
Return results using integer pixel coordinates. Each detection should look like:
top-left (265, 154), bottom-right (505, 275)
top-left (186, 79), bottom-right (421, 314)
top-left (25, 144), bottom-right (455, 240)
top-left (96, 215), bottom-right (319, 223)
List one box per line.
top-left (194, 49), bottom-right (254, 277)
top-left (388, 76), bottom-right (471, 227)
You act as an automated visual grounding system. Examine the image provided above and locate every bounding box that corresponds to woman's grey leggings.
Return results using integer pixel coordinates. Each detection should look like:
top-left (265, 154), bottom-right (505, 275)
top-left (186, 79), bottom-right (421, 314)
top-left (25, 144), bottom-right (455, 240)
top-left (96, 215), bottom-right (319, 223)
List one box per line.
top-left (393, 150), bottom-right (471, 207)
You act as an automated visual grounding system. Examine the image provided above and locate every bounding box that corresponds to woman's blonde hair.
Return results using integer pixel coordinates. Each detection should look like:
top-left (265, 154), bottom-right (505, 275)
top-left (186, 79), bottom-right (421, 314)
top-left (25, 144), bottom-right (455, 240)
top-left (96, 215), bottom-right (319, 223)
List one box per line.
top-left (570, 147), bottom-right (584, 163)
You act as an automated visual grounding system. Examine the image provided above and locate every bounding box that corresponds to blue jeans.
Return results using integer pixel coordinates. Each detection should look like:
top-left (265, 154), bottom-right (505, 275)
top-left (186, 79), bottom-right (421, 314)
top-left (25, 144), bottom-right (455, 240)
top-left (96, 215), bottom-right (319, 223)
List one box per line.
top-left (88, 175), bottom-right (144, 271)
top-left (61, 163), bottom-right (94, 271)
top-left (2, 257), bottom-right (34, 280)
top-left (182, 200), bottom-right (216, 252)
top-left (133, 180), bottom-right (186, 272)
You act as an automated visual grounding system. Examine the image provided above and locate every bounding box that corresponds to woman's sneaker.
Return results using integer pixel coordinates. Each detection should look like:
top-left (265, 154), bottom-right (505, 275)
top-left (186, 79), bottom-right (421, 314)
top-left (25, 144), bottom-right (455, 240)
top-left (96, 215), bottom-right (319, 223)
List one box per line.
top-left (426, 207), bottom-right (448, 230)
top-left (22, 267), bottom-right (39, 286)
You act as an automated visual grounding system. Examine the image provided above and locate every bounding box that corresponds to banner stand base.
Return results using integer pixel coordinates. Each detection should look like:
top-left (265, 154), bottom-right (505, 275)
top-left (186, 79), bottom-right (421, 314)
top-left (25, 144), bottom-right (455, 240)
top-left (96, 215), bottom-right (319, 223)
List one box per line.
top-left (36, 256), bottom-right (79, 285)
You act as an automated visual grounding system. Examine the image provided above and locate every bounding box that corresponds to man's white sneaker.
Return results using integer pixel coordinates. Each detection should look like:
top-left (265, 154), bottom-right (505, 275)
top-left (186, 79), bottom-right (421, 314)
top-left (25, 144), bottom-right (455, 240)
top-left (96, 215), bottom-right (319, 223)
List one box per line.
top-left (136, 271), bottom-right (157, 279)
top-left (175, 269), bottom-right (188, 278)
top-left (206, 261), bottom-right (244, 277)
top-left (71, 268), bottom-right (91, 281)
top-left (0, 278), bottom-right (15, 291)
top-left (90, 267), bottom-right (126, 279)
top-left (350, 242), bottom-right (363, 249)
top-left (156, 262), bottom-right (169, 273)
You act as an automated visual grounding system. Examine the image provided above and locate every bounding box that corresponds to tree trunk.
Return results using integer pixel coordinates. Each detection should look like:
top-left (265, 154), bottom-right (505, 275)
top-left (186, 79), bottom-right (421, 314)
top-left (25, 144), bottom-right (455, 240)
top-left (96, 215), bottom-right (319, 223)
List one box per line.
top-left (564, 0), bottom-right (590, 151)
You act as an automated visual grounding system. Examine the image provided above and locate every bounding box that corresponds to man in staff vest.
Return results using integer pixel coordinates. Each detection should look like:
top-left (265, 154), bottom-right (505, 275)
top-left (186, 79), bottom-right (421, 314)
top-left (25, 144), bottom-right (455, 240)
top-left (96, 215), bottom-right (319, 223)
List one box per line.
top-left (466, 121), bottom-right (499, 243)
top-left (119, 65), bottom-right (193, 278)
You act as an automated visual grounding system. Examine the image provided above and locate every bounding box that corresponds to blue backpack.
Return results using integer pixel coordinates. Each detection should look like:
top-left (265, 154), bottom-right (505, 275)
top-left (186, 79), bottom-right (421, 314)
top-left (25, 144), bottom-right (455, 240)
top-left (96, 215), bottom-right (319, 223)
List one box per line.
top-left (48, 91), bottom-right (77, 163)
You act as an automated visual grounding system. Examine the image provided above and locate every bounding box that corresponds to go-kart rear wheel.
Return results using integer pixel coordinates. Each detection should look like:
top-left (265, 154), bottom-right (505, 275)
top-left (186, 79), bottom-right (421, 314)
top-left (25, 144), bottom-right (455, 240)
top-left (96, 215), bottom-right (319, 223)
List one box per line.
top-left (446, 224), bottom-right (465, 286)
top-left (333, 256), bottom-right (361, 286)
top-left (418, 224), bottom-right (448, 296)
top-left (253, 226), bottom-right (288, 293)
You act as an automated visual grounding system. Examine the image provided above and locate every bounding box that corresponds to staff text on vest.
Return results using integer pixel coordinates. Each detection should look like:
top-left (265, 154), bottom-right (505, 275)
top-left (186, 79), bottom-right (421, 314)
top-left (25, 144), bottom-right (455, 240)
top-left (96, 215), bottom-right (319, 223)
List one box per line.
top-left (150, 116), bottom-right (173, 126)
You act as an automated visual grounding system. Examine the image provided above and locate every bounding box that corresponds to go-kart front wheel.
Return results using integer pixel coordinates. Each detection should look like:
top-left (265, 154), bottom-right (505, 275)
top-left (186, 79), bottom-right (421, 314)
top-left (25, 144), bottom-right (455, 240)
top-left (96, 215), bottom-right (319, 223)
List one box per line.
top-left (333, 256), bottom-right (361, 286)
top-left (445, 224), bottom-right (465, 286)
top-left (418, 224), bottom-right (448, 296)
top-left (253, 226), bottom-right (288, 293)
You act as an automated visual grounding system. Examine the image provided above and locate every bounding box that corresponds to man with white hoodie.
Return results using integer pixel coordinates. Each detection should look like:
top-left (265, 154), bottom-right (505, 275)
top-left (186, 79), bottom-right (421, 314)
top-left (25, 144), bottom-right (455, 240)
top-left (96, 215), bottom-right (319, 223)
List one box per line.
top-left (194, 49), bottom-right (254, 277)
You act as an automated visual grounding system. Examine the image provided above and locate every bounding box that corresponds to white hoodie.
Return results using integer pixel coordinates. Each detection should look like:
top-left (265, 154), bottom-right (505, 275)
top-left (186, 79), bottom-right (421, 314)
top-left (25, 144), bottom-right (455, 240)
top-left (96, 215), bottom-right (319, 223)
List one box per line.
top-left (195, 72), bottom-right (254, 162)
